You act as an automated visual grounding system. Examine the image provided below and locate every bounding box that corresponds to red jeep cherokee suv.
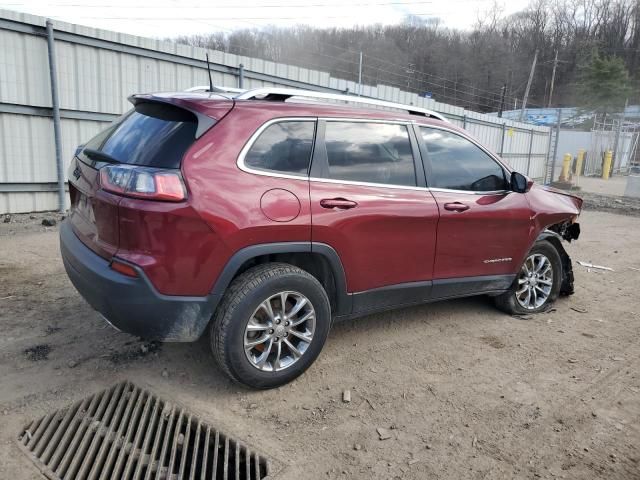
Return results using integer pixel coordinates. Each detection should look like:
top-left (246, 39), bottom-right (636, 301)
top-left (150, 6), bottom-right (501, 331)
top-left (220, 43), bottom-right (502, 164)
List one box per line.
top-left (60, 87), bottom-right (582, 389)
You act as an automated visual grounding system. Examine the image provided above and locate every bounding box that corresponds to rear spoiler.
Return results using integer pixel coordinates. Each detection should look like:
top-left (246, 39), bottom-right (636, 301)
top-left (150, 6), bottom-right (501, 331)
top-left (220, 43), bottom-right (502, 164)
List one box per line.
top-left (128, 94), bottom-right (219, 139)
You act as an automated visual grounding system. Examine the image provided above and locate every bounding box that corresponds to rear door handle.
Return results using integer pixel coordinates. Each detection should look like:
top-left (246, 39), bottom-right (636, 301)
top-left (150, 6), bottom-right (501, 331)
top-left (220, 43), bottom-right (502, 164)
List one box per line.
top-left (320, 198), bottom-right (358, 210)
top-left (443, 202), bottom-right (470, 212)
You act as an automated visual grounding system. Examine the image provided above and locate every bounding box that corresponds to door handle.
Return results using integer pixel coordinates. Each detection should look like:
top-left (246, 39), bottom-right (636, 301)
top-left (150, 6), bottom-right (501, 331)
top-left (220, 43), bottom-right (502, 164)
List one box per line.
top-left (443, 202), bottom-right (470, 212)
top-left (320, 198), bottom-right (358, 210)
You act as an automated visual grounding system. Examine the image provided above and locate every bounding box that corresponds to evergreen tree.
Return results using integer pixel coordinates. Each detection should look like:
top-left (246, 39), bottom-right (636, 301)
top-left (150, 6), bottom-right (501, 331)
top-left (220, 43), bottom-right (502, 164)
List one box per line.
top-left (578, 53), bottom-right (632, 114)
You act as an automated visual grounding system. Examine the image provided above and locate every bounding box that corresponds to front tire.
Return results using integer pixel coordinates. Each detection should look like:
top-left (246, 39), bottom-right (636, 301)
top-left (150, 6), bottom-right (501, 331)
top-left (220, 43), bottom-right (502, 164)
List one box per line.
top-left (211, 263), bottom-right (331, 389)
top-left (494, 240), bottom-right (562, 315)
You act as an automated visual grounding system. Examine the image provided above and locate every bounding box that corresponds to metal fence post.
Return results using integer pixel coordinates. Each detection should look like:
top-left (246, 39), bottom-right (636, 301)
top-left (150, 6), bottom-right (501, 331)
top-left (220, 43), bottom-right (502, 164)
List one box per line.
top-left (549, 108), bottom-right (561, 183)
top-left (526, 128), bottom-right (534, 176)
top-left (46, 19), bottom-right (65, 213)
top-left (499, 123), bottom-right (506, 156)
top-left (462, 114), bottom-right (467, 129)
top-left (238, 63), bottom-right (244, 89)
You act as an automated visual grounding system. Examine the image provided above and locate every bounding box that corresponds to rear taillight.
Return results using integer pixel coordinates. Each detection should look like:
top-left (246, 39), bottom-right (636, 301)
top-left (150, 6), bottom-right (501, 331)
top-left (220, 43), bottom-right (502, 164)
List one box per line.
top-left (99, 164), bottom-right (186, 201)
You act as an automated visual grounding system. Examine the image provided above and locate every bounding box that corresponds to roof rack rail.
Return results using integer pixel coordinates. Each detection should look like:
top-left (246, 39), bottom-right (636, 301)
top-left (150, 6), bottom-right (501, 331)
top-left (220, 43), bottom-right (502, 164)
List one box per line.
top-left (185, 85), bottom-right (247, 94)
top-left (235, 87), bottom-right (448, 122)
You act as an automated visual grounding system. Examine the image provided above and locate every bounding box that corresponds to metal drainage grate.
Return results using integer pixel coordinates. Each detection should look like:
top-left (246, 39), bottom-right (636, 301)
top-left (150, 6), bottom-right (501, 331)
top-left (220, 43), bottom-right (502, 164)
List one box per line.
top-left (18, 381), bottom-right (270, 480)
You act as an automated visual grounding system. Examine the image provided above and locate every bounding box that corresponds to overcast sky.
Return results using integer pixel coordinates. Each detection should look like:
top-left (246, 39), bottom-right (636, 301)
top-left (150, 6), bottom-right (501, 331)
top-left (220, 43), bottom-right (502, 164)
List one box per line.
top-left (1, 0), bottom-right (531, 38)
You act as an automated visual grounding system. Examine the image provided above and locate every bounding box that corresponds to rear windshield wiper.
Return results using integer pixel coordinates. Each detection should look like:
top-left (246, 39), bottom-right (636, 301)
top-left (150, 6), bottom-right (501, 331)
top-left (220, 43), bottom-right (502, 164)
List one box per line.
top-left (82, 148), bottom-right (122, 164)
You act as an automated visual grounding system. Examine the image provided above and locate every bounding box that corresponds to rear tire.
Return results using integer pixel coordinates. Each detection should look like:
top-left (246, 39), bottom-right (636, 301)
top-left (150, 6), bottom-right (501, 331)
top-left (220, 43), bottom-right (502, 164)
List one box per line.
top-left (211, 263), bottom-right (331, 389)
top-left (494, 240), bottom-right (562, 315)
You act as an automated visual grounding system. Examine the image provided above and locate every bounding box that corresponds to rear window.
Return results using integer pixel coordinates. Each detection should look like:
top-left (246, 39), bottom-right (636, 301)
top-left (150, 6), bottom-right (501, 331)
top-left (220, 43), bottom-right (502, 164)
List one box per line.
top-left (244, 121), bottom-right (315, 176)
top-left (81, 103), bottom-right (198, 169)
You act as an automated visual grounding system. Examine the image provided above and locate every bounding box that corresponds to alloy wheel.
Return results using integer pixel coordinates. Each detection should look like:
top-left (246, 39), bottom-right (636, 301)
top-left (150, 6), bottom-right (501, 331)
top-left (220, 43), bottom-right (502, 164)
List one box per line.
top-left (515, 253), bottom-right (554, 310)
top-left (243, 291), bottom-right (316, 372)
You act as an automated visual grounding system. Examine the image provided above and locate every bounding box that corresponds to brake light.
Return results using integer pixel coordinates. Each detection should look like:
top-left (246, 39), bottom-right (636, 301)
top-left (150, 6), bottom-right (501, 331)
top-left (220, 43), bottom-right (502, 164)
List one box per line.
top-left (99, 164), bottom-right (186, 201)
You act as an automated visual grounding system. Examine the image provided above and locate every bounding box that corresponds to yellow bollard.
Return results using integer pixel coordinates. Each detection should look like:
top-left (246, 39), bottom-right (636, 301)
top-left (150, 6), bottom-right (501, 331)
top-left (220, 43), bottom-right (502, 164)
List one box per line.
top-left (602, 150), bottom-right (613, 180)
top-left (575, 149), bottom-right (585, 177)
top-left (560, 153), bottom-right (572, 181)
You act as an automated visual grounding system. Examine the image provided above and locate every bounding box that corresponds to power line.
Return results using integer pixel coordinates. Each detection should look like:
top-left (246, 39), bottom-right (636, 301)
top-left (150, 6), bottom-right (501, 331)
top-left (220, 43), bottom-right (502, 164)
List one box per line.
top-left (27, 5), bottom-right (547, 109)
top-left (4, 3), bottom-right (571, 107)
top-left (361, 51), bottom-right (528, 104)
top-left (358, 58), bottom-right (540, 106)
top-left (184, 29), bottom-right (544, 108)
top-left (0, 0), bottom-right (437, 7)
top-left (231, 29), bottom-right (538, 106)
top-left (360, 72), bottom-right (503, 110)
top-left (37, 13), bottom-right (450, 20)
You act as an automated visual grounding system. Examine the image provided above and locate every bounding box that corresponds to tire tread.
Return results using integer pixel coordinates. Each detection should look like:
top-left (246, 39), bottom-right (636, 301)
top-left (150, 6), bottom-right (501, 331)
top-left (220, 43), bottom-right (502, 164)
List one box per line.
top-left (211, 262), bottom-right (328, 388)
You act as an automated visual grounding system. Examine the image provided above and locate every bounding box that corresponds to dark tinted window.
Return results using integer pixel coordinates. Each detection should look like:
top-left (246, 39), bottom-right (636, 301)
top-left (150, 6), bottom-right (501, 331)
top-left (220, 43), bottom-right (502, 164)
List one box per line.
top-left (244, 121), bottom-right (315, 175)
top-left (421, 127), bottom-right (507, 191)
top-left (82, 103), bottom-right (198, 169)
top-left (324, 122), bottom-right (416, 187)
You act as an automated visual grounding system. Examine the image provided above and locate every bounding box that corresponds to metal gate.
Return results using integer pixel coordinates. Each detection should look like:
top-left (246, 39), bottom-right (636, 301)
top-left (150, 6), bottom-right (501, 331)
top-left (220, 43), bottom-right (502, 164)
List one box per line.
top-left (585, 118), bottom-right (639, 176)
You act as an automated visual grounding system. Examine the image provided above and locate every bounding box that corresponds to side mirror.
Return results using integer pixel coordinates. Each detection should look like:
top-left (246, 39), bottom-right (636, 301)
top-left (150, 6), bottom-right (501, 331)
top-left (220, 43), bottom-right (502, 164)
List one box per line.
top-left (510, 171), bottom-right (530, 193)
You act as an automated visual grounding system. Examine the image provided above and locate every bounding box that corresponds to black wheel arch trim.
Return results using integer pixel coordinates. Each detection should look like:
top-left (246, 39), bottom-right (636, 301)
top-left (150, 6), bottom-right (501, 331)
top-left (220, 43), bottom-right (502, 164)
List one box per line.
top-left (537, 229), bottom-right (563, 243)
top-left (210, 241), bottom-right (352, 316)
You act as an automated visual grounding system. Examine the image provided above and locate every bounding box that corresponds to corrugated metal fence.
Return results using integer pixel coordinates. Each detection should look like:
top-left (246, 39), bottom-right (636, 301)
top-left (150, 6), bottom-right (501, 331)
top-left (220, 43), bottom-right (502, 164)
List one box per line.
top-left (0, 8), bottom-right (551, 214)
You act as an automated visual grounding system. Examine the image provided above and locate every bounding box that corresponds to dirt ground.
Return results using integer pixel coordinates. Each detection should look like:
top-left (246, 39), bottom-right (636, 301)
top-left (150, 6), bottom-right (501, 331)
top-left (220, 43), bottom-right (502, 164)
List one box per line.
top-left (573, 176), bottom-right (629, 198)
top-left (0, 208), bottom-right (639, 480)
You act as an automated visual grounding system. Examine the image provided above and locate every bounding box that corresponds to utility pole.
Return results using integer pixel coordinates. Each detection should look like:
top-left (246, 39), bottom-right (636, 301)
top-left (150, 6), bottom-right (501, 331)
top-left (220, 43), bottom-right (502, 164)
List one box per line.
top-left (548, 50), bottom-right (558, 108)
top-left (498, 83), bottom-right (507, 118)
top-left (357, 51), bottom-right (363, 96)
top-left (519, 49), bottom-right (538, 122)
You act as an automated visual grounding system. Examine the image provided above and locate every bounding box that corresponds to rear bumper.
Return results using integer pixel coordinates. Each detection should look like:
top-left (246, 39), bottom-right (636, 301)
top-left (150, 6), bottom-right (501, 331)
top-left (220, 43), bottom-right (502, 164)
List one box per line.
top-left (59, 220), bottom-right (219, 341)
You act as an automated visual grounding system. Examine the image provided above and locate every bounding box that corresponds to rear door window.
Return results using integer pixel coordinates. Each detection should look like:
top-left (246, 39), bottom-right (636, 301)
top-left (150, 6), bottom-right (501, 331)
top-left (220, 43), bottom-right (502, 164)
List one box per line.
top-left (244, 121), bottom-right (315, 176)
top-left (323, 122), bottom-right (416, 187)
top-left (81, 102), bottom-right (198, 169)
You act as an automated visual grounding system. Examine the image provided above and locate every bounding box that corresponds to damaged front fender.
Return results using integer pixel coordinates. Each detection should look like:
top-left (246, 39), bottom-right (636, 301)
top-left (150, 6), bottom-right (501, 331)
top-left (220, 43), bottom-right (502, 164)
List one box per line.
top-left (537, 230), bottom-right (576, 296)
top-left (525, 184), bottom-right (583, 296)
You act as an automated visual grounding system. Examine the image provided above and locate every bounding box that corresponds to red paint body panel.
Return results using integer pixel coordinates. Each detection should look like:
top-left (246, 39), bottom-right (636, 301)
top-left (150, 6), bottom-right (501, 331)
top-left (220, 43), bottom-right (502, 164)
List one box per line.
top-left (182, 105), bottom-right (313, 292)
top-left (115, 199), bottom-right (222, 296)
top-left (430, 190), bottom-right (534, 278)
top-left (66, 93), bottom-right (583, 301)
top-left (526, 184), bottom-right (582, 240)
top-left (67, 160), bottom-right (121, 259)
top-left (260, 189), bottom-right (302, 222)
top-left (130, 93), bottom-right (235, 121)
top-left (310, 181), bottom-right (439, 292)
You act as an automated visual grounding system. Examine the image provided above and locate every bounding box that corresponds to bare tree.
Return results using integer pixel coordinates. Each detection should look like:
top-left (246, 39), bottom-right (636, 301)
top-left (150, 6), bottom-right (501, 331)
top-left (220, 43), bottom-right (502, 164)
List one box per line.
top-left (174, 0), bottom-right (639, 112)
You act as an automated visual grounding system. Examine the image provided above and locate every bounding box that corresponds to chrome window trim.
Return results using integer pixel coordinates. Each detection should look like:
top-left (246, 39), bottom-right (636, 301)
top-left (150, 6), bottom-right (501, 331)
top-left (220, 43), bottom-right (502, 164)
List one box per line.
top-left (417, 122), bottom-right (512, 172)
top-left (236, 116), bottom-right (318, 180)
top-left (237, 116), bottom-right (424, 191)
top-left (417, 123), bottom-right (514, 193)
top-left (236, 116), bottom-right (511, 195)
top-left (428, 187), bottom-right (511, 196)
top-left (309, 176), bottom-right (429, 192)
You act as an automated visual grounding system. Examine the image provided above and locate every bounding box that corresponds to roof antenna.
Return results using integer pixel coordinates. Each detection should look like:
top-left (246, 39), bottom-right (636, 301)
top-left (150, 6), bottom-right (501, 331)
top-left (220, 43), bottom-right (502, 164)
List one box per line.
top-left (206, 53), bottom-right (214, 92)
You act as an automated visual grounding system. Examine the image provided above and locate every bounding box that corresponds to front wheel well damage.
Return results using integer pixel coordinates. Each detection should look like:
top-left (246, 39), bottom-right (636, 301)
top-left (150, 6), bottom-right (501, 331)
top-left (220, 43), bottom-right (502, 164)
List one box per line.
top-left (547, 219), bottom-right (580, 243)
top-left (538, 228), bottom-right (576, 297)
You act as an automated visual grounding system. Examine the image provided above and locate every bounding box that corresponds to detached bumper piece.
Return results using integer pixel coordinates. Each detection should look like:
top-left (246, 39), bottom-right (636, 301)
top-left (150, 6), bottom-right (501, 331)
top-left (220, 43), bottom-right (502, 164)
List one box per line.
top-left (59, 220), bottom-right (218, 341)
